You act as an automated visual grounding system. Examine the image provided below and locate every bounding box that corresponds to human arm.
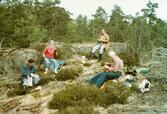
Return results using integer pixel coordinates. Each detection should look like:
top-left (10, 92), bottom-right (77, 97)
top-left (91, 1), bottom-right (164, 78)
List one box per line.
top-left (42, 47), bottom-right (47, 58)
top-left (21, 65), bottom-right (30, 77)
top-left (101, 34), bottom-right (109, 43)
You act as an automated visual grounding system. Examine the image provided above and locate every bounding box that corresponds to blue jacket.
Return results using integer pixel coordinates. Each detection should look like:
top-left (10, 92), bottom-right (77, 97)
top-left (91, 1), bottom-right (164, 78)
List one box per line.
top-left (21, 64), bottom-right (37, 78)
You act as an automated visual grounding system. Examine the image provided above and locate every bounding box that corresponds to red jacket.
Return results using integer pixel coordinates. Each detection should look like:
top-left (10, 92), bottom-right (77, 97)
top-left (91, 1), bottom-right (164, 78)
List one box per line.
top-left (42, 46), bottom-right (55, 59)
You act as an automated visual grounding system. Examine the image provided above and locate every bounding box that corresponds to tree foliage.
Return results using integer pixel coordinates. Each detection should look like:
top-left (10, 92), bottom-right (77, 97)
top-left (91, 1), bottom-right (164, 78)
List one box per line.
top-left (0, 0), bottom-right (166, 54)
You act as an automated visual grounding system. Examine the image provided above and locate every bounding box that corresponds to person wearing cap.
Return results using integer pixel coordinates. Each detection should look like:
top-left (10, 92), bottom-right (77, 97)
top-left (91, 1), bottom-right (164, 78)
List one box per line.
top-left (89, 51), bottom-right (123, 88)
top-left (42, 40), bottom-right (59, 74)
top-left (91, 29), bottom-right (109, 60)
top-left (21, 59), bottom-right (40, 93)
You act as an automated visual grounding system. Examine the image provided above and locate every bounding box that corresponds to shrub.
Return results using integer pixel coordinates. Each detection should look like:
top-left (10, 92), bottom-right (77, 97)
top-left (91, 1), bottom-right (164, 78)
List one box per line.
top-left (118, 50), bottom-right (140, 66)
top-left (48, 85), bottom-right (106, 109)
top-left (56, 66), bottom-right (83, 81)
top-left (103, 81), bottom-right (132, 104)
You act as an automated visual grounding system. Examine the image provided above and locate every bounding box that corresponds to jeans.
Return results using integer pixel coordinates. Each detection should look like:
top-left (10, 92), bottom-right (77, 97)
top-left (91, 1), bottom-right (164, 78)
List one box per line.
top-left (44, 57), bottom-right (59, 71)
top-left (92, 43), bottom-right (105, 54)
top-left (44, 57), bottom-right (64, 71)
top-left (89, 71), bottom-right (122, 88)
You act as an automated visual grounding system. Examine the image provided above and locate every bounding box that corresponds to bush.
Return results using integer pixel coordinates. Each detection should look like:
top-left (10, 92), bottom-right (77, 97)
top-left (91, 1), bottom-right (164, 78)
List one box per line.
top-left (48, 85), bottom-right (106, 109)
top-left (103, 81), bottom-right (132, 104)
top-left (118, 50), bottom-right (140, 66)
top-left (56, 66), bottom-right (83, 81)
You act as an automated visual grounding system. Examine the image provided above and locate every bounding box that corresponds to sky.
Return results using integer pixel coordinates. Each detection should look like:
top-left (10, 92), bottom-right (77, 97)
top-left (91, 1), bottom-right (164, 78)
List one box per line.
top-left (59, 0), bottom-right (167, 21)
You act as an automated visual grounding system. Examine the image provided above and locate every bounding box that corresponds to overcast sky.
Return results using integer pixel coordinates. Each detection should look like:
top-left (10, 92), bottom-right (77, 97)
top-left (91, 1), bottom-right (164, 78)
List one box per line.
top-left (59, 0), bottom-right (167, 21)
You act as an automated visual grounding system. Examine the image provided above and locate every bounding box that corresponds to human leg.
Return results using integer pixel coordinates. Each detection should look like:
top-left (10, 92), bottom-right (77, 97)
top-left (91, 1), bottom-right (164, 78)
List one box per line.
top-left (44, 57), bottom-right (51, 74)
top-left (49, 58), bottom-right (59, 73)
top-left (89, 72), bottom-right (108, 88)
top-left (91, 44), bottom-right (101, 58)
top-left (99, 45), bottom-right (105, 60)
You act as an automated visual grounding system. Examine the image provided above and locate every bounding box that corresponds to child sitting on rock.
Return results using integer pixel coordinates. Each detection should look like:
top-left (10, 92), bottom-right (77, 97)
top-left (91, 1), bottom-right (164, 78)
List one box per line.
top-left (21, 59), bottom-right (40, 94)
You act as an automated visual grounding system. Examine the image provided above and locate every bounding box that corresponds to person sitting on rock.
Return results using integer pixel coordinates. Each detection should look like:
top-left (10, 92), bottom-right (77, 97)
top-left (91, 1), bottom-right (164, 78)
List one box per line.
top-left (21, 59), bottom-right (40, 93)
top-left (89, 51), bottom-right (123, 88)
top-left (91, 29), bottom-right (109, 61)
top-left (42, 40), bottom-right (64, 74)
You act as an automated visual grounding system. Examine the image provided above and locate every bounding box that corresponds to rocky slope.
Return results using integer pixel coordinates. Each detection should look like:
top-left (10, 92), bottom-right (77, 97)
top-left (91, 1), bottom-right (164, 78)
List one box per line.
top-left (0, 43), bottom-right (167, 114)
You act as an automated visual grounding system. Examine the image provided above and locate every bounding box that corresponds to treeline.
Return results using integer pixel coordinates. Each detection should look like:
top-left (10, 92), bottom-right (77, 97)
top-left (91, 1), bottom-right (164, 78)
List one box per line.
top-left (0, 0), bottom-right (167, 54)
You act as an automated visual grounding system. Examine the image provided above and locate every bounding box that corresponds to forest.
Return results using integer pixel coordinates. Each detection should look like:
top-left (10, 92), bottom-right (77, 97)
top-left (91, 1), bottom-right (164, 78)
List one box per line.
top-left (0, 0), bottom-right (167, 55)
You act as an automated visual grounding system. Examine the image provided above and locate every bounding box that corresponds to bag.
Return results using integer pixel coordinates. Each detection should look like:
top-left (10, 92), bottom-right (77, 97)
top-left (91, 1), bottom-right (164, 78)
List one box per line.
top-left (27, 76), bottom-right (33, 86)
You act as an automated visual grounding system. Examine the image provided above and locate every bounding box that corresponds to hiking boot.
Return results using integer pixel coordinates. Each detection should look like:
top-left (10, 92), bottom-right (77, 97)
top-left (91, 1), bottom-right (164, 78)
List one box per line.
top-left (91, 53), bottom-right (98, 59)
top-left (98, 54), bottom-right (103, 61)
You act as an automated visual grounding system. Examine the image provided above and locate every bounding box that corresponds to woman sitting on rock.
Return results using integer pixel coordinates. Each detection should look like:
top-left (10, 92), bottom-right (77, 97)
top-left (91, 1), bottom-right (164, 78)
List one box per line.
top-left (89, 51), bottom-right (124, 88)
top-left (42, 40), bottom-right (64, 74)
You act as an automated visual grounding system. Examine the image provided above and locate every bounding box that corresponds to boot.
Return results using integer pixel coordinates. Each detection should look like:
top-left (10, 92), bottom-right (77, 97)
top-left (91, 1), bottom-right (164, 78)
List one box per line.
top-left (98, 54), bottom-right (103, 61)
top-left (44, 68), bottom-right (48, 74)
top-left (91, 53), bottom-right (97, 59)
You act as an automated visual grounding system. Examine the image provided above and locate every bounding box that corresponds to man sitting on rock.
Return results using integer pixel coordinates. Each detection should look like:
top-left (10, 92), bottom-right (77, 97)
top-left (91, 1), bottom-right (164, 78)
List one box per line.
top-left (21, 59), bottom-right (40, 94)
top-left (89, 51), bottom-right (123, 88)
top-left (91, 29), bottom-right (109, 61)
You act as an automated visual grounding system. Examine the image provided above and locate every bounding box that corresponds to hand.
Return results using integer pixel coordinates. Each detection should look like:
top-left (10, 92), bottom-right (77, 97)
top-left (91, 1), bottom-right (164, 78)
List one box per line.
top-left (43, 55), bottom-right (46, 58)
top-left (98, 39), bottom-right (101, 42)
top-left (103, 65), bottom-right (111, 72)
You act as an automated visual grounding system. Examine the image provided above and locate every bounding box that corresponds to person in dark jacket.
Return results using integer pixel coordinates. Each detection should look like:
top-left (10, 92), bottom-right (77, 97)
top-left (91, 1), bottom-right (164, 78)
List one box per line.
top-left (21, 59), bottom-right (40, 93)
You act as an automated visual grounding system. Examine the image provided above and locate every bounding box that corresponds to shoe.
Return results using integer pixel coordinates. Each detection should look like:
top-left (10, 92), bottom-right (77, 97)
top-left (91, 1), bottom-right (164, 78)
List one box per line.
top-left (44, 68), bottom-right (48, 74)
top-left (98, 54), bottom-right (103, 61)
top-left (54, 68), bottom-right (58, 74)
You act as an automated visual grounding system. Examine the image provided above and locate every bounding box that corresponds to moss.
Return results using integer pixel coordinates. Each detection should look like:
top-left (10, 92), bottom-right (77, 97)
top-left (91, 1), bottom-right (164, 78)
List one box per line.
top-left (48, 85), bottom-right (106, 109)
top-left (56, 66), bottom-right (83, 81)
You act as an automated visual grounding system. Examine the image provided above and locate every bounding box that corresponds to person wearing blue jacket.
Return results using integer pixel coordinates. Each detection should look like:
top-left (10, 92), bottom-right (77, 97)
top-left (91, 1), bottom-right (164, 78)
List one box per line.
top-left (21, 59), bottom-right (40, 93)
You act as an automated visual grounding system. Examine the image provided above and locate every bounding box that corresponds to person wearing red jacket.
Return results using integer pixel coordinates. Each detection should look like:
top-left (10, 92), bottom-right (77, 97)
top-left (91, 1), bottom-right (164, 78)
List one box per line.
top-left (42, 40), bottom-right (58, 74)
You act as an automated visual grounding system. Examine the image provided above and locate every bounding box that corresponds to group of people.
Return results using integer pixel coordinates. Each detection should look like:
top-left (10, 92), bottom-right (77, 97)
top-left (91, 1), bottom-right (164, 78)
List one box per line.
top-left (21, 28), bottom-right (128, 93)
top-left (21, 40), bottom-right (64, 93)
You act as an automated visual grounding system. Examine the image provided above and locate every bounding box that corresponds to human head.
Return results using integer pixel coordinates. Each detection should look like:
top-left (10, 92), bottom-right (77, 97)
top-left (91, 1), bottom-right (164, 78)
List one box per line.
top-left (101, 29), bottom-right (105, 34)
top-left (108, 51), bottom-right (116, 58)
top-left (48, 40), bottom-right (55, 46)
top-left (27, 59), bottom-right (35, 67)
